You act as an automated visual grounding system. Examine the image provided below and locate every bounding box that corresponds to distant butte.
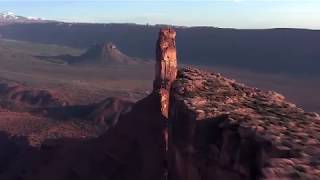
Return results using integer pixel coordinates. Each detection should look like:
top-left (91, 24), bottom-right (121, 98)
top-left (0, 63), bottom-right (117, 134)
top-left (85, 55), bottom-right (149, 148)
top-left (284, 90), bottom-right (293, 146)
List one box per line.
top-left (63, 42), bottom-right (150, 65)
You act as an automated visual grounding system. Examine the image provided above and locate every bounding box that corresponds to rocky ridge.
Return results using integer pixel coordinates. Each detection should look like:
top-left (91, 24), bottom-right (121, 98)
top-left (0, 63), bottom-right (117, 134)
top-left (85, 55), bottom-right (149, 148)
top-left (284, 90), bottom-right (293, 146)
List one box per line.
top-left (168, 67), bottom-right (320, 179)
top-left (0, 81), bottom-right (69, 110)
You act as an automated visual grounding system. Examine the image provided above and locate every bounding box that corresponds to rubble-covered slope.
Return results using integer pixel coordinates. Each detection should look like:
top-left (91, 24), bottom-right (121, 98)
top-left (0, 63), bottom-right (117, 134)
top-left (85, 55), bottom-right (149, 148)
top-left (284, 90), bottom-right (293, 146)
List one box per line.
top-left (169, 68), bottom-right (320, 179)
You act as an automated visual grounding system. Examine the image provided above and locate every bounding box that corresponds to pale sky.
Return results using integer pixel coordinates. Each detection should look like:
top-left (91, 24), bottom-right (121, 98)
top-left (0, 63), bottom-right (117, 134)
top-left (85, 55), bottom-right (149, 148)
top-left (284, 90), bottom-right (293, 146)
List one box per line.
top-left (0, 0), bottom-right (320, 29)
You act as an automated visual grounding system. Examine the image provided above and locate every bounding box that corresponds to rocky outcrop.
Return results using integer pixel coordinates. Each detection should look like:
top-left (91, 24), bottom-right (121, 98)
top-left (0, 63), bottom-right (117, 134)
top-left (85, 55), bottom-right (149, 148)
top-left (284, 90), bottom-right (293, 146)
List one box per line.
top-left (0, 82), bottom-right (69, 110)
top-left (153, 27), bottom-right (178, 152)
top-left (35, 97), bottom-right (134, 130)
top-left (0, 92), bottom-right (166, 180)
top-left (89, 97), bottom-right (134, 128)
top-left (153, 28), bottom-right (178, 118)
top-left (168, 68), bottom-right (320, 180)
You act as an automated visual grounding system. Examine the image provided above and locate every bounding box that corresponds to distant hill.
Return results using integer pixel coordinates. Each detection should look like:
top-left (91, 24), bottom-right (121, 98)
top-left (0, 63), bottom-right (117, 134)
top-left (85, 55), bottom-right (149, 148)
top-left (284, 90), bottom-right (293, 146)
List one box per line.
top-left (38, 42), bottom-right (151, 65)
top-left (68, 42), bottom-right (150, 65)
top-left (0, 23), bottom-right (320, 75)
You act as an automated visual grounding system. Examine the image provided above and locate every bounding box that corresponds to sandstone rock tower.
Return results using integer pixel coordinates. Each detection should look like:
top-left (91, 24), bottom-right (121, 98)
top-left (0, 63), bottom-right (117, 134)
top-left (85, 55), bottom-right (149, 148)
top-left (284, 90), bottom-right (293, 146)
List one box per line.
top-left (153, 28), bottom-right (178, 118)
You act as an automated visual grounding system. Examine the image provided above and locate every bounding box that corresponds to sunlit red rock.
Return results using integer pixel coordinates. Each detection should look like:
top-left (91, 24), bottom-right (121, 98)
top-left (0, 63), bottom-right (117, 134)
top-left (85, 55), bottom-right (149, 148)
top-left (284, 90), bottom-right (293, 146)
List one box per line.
top-left (153, 27), bottom-right (178, 118)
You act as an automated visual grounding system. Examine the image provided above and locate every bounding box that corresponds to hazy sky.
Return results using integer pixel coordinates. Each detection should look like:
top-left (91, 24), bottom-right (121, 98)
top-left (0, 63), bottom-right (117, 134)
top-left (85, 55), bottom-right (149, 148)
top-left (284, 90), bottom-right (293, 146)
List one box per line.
top-left (0, 0), bottom-right (320, 29)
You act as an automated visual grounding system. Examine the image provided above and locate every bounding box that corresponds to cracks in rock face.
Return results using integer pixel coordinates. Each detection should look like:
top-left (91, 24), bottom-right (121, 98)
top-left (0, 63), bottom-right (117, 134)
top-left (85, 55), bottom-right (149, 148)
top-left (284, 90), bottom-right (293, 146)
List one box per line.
top-left (157, 28), bottom-right (178, 180)
top-left (153, 27), bottom-right (178, 118)
top-left (153, 28), bottom-right (178, 170)
top-left (168, 67), bottom-right (320, 179)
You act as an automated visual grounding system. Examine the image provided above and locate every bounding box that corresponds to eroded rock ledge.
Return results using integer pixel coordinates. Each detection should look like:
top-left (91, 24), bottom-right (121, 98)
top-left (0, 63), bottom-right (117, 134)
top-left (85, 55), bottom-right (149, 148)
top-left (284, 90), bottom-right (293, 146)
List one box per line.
top-left (0, 81), bottom-right (69, 110)
top-left (168, 68), bottom-right (320, 180)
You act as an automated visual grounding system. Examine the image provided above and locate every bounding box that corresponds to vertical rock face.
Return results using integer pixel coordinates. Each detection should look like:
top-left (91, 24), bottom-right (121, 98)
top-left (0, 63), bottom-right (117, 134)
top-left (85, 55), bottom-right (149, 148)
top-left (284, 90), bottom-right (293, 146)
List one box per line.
top-left (168, 68), bottom-right (320, 180)
top-left (154, 28), bottom-right (178, 118)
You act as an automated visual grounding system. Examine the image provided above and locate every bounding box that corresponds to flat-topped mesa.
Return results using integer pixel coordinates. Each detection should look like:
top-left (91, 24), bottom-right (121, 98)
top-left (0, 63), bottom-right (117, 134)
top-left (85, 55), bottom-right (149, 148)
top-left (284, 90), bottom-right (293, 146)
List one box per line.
top-left (153, 28), bottom-right (178, 118)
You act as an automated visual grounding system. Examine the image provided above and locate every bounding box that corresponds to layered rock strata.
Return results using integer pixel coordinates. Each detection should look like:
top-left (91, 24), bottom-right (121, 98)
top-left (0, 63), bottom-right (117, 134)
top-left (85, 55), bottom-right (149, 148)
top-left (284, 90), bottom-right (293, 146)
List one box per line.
top-left (153, 27), bottom-right (178, 153)
top-left (153, 28), bottom-right (178, 118)
top-left (168, 68), bottom-right (320, 180)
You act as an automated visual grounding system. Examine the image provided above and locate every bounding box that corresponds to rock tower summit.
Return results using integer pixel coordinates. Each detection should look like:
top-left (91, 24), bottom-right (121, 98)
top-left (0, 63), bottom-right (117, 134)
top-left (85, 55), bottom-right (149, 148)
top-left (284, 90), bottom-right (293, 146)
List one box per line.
top-left (154, 28), bottom-right (177, 89)
top-left (154, 28), bottom-right (178, 118)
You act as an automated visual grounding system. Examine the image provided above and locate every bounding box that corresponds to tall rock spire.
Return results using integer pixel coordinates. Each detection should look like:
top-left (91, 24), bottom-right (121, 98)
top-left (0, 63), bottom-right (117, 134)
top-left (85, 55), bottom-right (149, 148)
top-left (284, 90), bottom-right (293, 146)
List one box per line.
top-left (153, 28), bottom-right (178, 118)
